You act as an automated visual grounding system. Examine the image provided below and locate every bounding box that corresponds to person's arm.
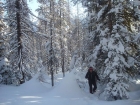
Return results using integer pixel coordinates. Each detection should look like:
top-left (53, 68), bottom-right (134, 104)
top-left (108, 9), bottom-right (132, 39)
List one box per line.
top-left (95, 72), bottom-right (100, 81)
top-left (85, 72), bottom-right (89, 79)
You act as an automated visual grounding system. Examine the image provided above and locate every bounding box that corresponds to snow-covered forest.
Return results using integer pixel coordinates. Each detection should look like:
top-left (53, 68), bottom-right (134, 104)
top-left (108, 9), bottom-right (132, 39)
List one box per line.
top-left (0, 0), bottom-right (140, 104)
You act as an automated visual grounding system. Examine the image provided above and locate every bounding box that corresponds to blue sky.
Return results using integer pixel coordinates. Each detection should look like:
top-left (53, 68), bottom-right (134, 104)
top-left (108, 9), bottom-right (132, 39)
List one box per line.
top-left (28, 0), bottom-right (39, 16)
top-left (27, 0), bottom-right (85, 17)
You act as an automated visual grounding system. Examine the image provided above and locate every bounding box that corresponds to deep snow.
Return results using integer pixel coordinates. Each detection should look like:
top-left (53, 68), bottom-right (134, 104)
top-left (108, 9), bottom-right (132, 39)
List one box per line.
top-left (0, 69), bottom-right (140, 105)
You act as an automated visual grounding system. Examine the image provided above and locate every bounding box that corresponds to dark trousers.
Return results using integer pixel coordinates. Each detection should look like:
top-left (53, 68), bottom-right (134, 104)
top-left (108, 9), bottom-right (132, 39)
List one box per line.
top-left (88, 81), bottom-right (97, 93)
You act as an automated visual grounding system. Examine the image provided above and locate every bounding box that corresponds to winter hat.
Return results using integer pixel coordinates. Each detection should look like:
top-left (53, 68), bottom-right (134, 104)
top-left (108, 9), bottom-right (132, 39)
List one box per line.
top-left (89, 67), bottom-right (93, 70)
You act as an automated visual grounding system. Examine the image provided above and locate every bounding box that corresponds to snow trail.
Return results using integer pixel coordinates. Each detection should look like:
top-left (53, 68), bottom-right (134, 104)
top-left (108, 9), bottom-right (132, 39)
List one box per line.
top-left (0, 69), bottom-right (140, 105)
top-left (47, 70), bottom-right (87, 98)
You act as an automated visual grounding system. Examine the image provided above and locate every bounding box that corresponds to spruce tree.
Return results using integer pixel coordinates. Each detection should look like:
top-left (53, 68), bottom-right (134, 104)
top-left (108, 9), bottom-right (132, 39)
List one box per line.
top-left (73, 0), bottom-right (140, 100)
top-left (0, 0), bottom-right (7, 84)
top-left (4, 0), bottom-right (36, 85)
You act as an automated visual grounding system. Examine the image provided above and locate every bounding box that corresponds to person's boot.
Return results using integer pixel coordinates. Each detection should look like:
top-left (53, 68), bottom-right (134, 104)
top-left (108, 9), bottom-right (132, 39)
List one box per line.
top-left (93, 90), bottom-right (96, 93)
top-left (90, 89), bottom-right (93, 94)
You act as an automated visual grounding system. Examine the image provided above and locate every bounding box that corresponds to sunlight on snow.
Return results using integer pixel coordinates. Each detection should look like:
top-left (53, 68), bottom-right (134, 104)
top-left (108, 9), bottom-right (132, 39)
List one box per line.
top-left (136, 80), bottom-right (140, 84)
top-left (0, 102), bottom-right (11, 104)
top-left (20, 96), bottom-right (42, 99)
top-left (26, 100), bottom-right (41, 103)
top-left (57, 78), bottom-right (63, 80)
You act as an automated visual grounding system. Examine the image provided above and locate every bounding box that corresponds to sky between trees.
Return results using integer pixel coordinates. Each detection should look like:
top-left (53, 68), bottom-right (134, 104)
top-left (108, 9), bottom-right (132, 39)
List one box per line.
top-left (27, 0), bottom-right (85, 17)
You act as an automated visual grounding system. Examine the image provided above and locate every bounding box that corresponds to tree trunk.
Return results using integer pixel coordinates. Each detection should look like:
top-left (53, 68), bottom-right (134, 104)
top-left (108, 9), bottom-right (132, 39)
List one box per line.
top-left (16, 0), bottom-right (23, 80)
top-left (50, 0), bottom-right (54, 86)
top-left (108, 0), bottom-right (112, 33)
top-left (77, 4), bottom-right (80, 57)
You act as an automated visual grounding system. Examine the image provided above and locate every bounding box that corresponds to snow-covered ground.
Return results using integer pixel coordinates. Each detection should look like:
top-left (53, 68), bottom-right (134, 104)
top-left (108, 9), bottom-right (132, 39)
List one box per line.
top-left (0, 69), bottom-right (140, 105)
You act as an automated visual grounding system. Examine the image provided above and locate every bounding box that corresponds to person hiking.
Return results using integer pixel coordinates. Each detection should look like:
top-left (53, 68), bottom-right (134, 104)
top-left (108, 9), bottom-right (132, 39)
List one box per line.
top-left (85, 67), bottom-right (100, 94)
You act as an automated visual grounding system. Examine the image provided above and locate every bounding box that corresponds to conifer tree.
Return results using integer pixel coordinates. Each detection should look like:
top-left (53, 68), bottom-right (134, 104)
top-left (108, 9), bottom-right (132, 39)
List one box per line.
top-left (4, 0), bottom-right (36, 85)
top-left (73, 0), bottom-right (140, 100)
top-left (0, 0), bottom-right (7, 84)
top-left (95, 0), bottom-right (140, 100)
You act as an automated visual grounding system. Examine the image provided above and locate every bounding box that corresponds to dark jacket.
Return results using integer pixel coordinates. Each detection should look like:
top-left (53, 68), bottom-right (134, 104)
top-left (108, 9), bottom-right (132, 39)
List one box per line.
top-left (85, 71), bottom-right (100, 82)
